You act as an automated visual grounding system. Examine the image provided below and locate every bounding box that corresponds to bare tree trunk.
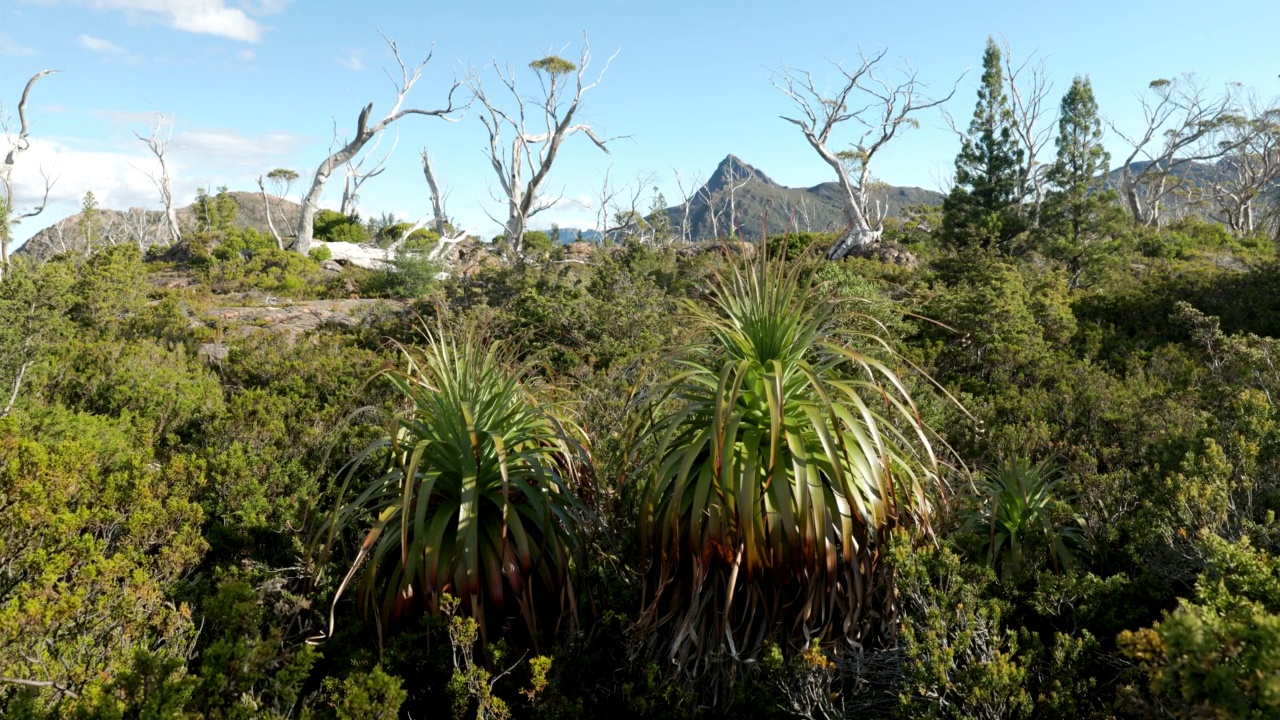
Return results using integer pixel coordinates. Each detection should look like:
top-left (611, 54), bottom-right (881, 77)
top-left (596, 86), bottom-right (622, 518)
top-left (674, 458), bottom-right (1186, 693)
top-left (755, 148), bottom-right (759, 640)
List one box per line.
top-left (134, 114), bottom-right (182, 247)
top-left (258, 175), bottom-right (283, 249)
top-left (420, 147), bottom-right (448, 235)
top-left (1, 70), bottom-right (59, 272)
top-left (293, 36), bottom-right (460, 256)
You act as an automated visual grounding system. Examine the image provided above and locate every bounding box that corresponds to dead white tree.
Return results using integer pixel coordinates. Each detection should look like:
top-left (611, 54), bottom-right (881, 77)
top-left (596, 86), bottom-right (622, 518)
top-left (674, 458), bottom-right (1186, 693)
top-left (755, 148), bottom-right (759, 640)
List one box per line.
top-left (721, 158), bottom-right (751, 239)
top-left (120, 207), bottom-right (157, 250)
top-left (292, 35), bottom-right (462, 256)
top-left (133, 114), bottom-right (182, 248)
top-left (472, 33), bottom-right (620, 255)
top-left (258, 167), bottom-right (298, 249)
top-left (1, 70), bottom-right (60, 271)
top-left (697, 179), bottom-right (722, 240)
top-left (1110, 74), bottom-right (1239, 227)
top-left (672, 169), bottom-right (702, 243)
top-left (604, 171), bottom-right (658, 243)
top-left (420, 147), bottom-right (449, 235)
top-left (593, 164), bottom-right (622, 240)
top-left (773, 51), bottom-right (958, 259)
top-left (256, 175), bottom-right (284, 249)
top-left (1000, 36), bottom-right (1056, 218)
top-left (339, 130), bottom-right (397, 217)
top-left (1205, 96), bottom-right (1280, 236)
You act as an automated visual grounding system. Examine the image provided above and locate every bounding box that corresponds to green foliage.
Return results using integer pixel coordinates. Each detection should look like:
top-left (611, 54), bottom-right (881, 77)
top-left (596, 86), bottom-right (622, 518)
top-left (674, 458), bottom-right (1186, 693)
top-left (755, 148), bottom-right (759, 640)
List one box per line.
top-left (889, 534), bottom-right (1033, 720)
top-left (941, 37), bottom-right (1027, 251)
top-left (634, 253), bottom-right (941, 680)
top-left (1119, 533), bottom-right (1280, 718)
top-left (314, 210), bottom-right (369, 245)
top-left (0, 410), bottom-right (207, 708)
top-left (0, 258), bottom-right (74, 416)
top-left (66, 650), bottom-right (198, 720)
top-left (311, 666), bottom-right (407, 720)
top-left (321, 331), bottom-right (589, 644)
top-left (522, 230), bottom-right (555, 256)
top-left (309, 244), bottom-right (333, 262)
top-left (212, 226), bottom-right (276, 262)
top-left (71, 245), bottom-right (148, 332)
top-left (361, 244), bottom-right (441, 299)
top-left (193, 187), bottom-right (239, 234)
top-left (186, 579), bottom-right (319, 719)
top-left (202, 244), bottom-right (328, 297)
top-left (79, 191), bottom-right (101, 246)
top-left (1039, 76), bottom-right (1126, 287)
top-left (963, 455), bottom-right (1087, 581)
top-left (529, 56), bottom-right (576, 76)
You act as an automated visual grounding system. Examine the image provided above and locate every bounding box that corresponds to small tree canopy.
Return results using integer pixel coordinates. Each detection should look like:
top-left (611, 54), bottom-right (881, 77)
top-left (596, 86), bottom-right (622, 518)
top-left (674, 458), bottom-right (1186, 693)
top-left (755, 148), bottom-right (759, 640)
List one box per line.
top-left (529, 55), bottom-right (576, 76)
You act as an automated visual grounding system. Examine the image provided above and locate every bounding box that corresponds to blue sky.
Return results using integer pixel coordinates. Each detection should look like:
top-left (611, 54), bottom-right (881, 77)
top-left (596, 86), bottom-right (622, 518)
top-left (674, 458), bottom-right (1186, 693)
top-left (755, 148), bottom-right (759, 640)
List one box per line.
top-left (3, 0), bottom-right (1278, 246)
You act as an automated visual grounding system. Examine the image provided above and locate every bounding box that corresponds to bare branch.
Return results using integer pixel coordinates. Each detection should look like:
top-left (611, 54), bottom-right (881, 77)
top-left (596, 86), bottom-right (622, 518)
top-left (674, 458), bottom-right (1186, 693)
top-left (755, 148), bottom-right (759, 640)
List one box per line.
top-left (292, 36), bottom-right (465, 255)
top-left (772, 51), bottom-right (962, 258)
top-left (2, 69), bottom-right (60, 269)
top-left (1110, 74), bottom-right (1239, 226)
top-left (471, 32), bottom-right (620, 255)
top-left (1000, 35), bottom-right (1056, 215)
top-left (134, 114), bottom-right (182, 246)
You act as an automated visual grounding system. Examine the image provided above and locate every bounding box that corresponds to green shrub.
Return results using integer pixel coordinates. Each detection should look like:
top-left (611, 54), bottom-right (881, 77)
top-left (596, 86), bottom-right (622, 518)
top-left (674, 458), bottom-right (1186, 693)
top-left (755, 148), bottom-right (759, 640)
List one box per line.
top-left (309, 244), bottom-right (333, 262)
top-left (314, 210), bottom-right (369, 244)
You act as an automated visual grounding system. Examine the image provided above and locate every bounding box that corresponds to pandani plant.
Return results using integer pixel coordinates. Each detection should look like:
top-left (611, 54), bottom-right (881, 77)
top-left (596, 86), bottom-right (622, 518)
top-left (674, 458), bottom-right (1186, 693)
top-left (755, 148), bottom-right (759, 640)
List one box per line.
top-left (313, 329), bottom-right (590, 647)
top-left (965, 454), bottom-right (1086, 582)
top-left (632, 249), bottom-right (944, 680)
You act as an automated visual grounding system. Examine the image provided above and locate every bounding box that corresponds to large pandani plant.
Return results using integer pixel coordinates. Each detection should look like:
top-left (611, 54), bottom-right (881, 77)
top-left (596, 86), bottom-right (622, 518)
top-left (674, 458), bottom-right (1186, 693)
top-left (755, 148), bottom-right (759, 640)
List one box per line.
top-left (315, 330), bottom-right (589, 646)
top-left (633, 251), bottom-right (942, 677)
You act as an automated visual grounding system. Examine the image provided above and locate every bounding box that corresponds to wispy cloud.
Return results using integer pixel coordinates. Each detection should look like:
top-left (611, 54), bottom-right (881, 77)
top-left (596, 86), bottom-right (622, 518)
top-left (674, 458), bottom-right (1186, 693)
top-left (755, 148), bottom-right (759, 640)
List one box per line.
top-left (0, 32), bottom-right (36, 56)
top-left (26, 0), bottom-right (287, 43)
top-left (336, 49), bottom-right (365, 71)
top-left (77, 34), bottom-right (127, 55)
top-left (89, 108), bottom-right (163, 125)
top-left (174, 128), bottom-right (305, 170)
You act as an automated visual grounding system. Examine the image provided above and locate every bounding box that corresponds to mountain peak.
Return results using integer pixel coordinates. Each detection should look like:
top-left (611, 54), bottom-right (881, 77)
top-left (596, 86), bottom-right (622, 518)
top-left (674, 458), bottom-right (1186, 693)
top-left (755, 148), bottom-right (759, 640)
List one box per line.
top-left (705, 154), bottom-right (778, 193)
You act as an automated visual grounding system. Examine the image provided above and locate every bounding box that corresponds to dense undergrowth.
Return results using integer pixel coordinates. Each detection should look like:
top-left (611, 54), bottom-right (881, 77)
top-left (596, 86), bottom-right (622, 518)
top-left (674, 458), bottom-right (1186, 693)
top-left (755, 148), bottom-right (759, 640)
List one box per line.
top-left (2, 208), bottom-right (1280, 719)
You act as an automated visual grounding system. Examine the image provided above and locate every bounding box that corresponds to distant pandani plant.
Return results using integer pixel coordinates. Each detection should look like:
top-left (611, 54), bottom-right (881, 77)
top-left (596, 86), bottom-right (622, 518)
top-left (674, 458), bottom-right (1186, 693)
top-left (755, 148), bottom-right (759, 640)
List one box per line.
top-left (315, 329), bottom-right (590, 646)
top-left (632, 249), bottom-right (942, 682)
top-left (964, 454), bottom-right (1087, 581)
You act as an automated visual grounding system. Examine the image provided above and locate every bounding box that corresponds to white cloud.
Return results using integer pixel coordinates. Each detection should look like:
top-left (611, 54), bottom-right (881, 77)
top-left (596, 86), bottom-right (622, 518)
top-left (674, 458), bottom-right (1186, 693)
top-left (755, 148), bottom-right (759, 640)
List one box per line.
top-left (77, 34), bottom-right (127, 54)
top-left (26, 1), bottom-right (272, 42)
top-left (336, 50), bottom-right (365, 71)
top-left (0, 32), bottom-right (36, 56)
top-left (237, 48), bottom-right (255, 62)
top-left (2, 136), bottom-right (162, 234)
top-left (4, 127), bottom-right (306, 246)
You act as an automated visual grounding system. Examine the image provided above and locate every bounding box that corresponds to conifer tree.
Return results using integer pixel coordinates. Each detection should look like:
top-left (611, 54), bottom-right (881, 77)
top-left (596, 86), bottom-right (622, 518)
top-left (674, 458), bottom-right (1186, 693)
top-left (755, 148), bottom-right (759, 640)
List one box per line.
top-left (1041, 76), bottom-right (1125, 286)
top-left (942, 37), bottom-right (1026, 250)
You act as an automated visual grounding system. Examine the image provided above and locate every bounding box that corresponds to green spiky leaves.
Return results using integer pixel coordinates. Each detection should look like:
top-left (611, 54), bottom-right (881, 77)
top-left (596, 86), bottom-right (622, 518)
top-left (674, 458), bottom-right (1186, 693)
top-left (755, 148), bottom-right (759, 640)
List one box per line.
top-left (322, 331), bottom-right (588, 645)
top-left (634, 253), bottom-right (940, 676)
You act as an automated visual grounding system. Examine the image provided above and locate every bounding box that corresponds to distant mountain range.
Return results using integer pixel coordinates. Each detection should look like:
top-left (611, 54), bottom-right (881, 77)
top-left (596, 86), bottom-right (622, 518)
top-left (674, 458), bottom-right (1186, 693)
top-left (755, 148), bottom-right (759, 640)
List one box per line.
top-left (16, 154), bottom-right (946, 258)
top-left (660, 155), bottom-right (943, 241)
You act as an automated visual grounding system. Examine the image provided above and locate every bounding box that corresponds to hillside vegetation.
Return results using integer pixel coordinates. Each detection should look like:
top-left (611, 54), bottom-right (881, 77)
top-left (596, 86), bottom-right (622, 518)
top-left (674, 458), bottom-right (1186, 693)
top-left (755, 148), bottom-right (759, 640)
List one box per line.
top-left (4, 35), bottom-right (1280, 720)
